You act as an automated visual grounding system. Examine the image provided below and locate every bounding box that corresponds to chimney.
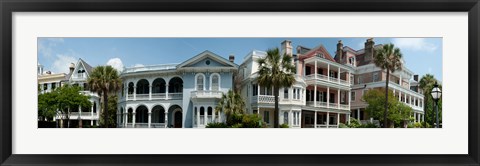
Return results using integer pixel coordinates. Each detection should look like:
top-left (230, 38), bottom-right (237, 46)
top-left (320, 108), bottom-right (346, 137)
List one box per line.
top-left (336, 40), bottom-right (344, 63)
top-left (69, 63), bottom-right (75, 74)
top-left (229, 55), bottom-right (235, 63)
top-left (414, 75), bottom-right (419, 81)
top-left (293, 54), bottom-right (299, 74)
top-left (281, 40), bottom-right (293, 57)
top-left (46, 71), bottom-right (51, 75)
top-left (364, 38), bottom-right (375, 62)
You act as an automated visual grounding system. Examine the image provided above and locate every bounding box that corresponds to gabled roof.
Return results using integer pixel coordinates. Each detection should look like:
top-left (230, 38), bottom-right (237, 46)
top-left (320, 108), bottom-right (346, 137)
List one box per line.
top-left (177, 50), bottom-right (238, 68)
top-left (68, 58), bottom-right (93, 80)
top-left (298, 44), bottom-right (336, 62)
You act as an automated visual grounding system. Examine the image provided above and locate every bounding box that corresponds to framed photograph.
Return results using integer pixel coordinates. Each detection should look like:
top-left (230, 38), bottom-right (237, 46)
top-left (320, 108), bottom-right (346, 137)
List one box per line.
top-left (1, 0), bottom-right (479, 165)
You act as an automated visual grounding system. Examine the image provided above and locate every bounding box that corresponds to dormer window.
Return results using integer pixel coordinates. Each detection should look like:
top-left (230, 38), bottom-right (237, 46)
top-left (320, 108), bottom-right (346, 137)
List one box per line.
top-left (349, 57), bottom-right (355, 66)
top-left (316, 52), bottom-right (325, 58)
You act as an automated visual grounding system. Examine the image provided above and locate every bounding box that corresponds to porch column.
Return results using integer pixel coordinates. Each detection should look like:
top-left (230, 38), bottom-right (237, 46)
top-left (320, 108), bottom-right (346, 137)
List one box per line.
top-left (404, 93), bottom-right (407, 104)
top-left (400, 74), bottom-right (402, 86)
top-left (124, 111), bottom-right (128, 128)
top-left (166, 85), bottom-right (169, 100)
top-left (125, 84), bottom-right (128, 100)
top-left (347, 114), bottom-right (351, 125)
top-left (409, 95), bottom-right (412, 106)
top-left (327, 87), bottom-right (330, 108)
top-left (204, 109), bottom-right (208, 126)
top-left (164, 111), bottom-right (168, 128)
top-left (132, 112), bottom-right (136, 128)
top-left (326, 112), bottom-right (330, 128)
top-left (414, 112), bottom-right (417, 122)
top-left (148, 112), bottom-right (152, 128)
top-left (91, 104), bottom-right (94, 126)
top-left (197, 109), bottom-right (200, 127)
top-left (348, 90), bottom-right (351, 109)
top-left (337, 113), bottom-right (340, 126)
top-left (314, 86), bottom-right (317, 107)
top-left (149, 85), bottom-right (152, 100)
top-left (338, 67), bottom-right (341, 83)
top-left (133, 86), bottom-right (137, 100)
top-left (422, 114), bottom-right (424, 122)
top-left (314, 111), bottom-right (317, 128)
top-left (398, 91), bottom-right (401, 102)
top-left (289, 110), bottom-right (293, 126)
top-left (337, 89), bottom-right (340, 109)
top-left (357, 109), bottom-right (360, 120)
top-left (79, 106), bottom-right (82, 128)
top-left (393, 89), bottom-right (396, 98)
top-left (327, 64), bottom-right (330, 80)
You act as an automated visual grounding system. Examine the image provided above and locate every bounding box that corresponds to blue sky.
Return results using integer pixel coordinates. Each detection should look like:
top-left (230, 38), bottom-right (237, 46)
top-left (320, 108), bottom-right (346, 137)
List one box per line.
top-left (38, 37), bottom-right (442, 81)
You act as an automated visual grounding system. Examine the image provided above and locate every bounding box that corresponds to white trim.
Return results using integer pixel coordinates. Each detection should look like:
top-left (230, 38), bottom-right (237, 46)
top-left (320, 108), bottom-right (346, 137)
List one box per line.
top-left (209, 73), bottom-right (221, 91)
top-left (195, 73), bottom-right (206, 91)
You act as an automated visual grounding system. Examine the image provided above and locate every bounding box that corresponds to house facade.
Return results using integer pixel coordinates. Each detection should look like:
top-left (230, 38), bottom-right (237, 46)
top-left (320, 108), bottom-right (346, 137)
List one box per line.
top-left (116, 51), bottom-right (238, 128)
top-left (239, 39), bottom-right (425, 128)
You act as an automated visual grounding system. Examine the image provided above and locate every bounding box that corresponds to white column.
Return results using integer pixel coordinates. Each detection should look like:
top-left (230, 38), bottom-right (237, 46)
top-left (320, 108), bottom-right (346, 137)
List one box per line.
top-left (132, 112), bottom-right (136, 128)
top-left (133, 86), bottom-right (137, 100)
top-left (337, 89), bottom-right (340, 108)
top-left (409, 95), bottom-right (412, 106)
top-left (197, 109), bottom-right (200, 127)
top-left (347, 114), bottom-right (351, 125)
top-left (357, 109), bottom-right (360, 120)
top-left (348, 90), bottom-right (351, 109)
top-left (148, 112), bottom-right (152, 128)
top-left (399, 91), bottom-right (401, 101)
top-left (166, 85), bottom-right (169, 99)
top-left (326, 112), bottom-right (330, 128)
top-left (393, 89), bottom-right (396, 97)
top-left (204, 109), bottom-right (208, 126)
top-left (124, 112), bottom-right (128, 128)
top-left (327, 64), bottom-right (330, 80)
top-left (91, 104), bottom-right (94, 126)
top-left (314, 86), bottom-right (317, 107)
top-left (337, 113), bottom-right (340, 126)
top-left (338, 67), bottom-right (341, 83)
top-left (327, 87), bottom-right (330, 108)
top-left (422, 114), bottom-right (424, 122)
top-left (404, 94), bottom-right (407, 104)
top-left (400, 74), bottom-right (402, 86)
top-left (164, 111), bottom-right (168, 128)
top-left (149, 85), bottom-right (152, 100)
top-left (314, 111), bottom-right (317, 128)
top-left (414, 112), bottom-right (417, 122)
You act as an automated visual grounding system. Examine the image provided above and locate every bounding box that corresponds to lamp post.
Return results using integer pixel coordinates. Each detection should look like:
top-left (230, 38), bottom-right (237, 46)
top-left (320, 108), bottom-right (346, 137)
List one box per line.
top-left (431, 82), bottom-right (442, 128)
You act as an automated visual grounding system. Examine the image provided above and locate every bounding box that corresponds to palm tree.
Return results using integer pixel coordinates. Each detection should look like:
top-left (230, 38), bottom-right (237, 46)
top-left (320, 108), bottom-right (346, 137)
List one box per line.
top-left (419, 74), bottom-right (437, 127)
top-left (87, 66), bottom-right (122, 128)
top-left (373, 43), bottom-right (403, 128)
top-left (257, 48), bottom-right (296, 128)
top-left (215, 89), bottom-right (246, 123)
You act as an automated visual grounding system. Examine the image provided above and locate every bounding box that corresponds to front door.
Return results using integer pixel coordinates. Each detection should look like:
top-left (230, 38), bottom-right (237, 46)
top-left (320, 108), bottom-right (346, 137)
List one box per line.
top-left (174, 111), bottom-right (182, 128)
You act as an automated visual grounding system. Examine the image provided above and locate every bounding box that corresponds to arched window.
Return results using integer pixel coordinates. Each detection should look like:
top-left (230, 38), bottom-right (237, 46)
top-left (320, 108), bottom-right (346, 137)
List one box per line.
top-left (200, 107), bottom-right (205, 125)
top-left (128, 82), bottom-right (134, 94)
top-left (207, 107), bottom-right (213, 123)
top-left (152, 78), bottom-right (166, 93)
top-left (168, 77), bottom-right (183, 93)
top-left (211, 74), bottom-right (220, 91)
top-left (196, 74), bottom-right (204, 91)
top-left (136, 79), bottom-right (149, 94)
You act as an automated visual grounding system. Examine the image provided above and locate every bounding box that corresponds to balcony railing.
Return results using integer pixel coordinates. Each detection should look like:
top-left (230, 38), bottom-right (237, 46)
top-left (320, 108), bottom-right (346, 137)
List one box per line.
top-left (304, 74), bottom-right (350, 86)
top-left (126, 93), bottom-right (183, 100)
top-left (123, 64), bottom-right (178, 73)
top-left (191, 91), bottom-right (222, 98)
top-left (169, 93), bottom-right (183, 100)
top-left (305, 101), bottom-right (349, 110)
top-left (136, 94), bottom-right (149, 100)
top-left (252, 95), bottom-right (275, 104)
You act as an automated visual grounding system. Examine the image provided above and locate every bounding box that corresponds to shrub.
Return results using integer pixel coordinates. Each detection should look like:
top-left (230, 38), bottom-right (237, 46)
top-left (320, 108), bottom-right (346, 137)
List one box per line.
top-left (280, 123), bottom-right (289, 128)
top-left (241, 114), bottom-right (263, 128)
top-left (414, 122), bottom-right (423, 128)
top-left (347, 118), bottom-right (362, 128)
top-left (407, 123), bottom-right (415, 128)
top-left (361, 123), bottom-right (378, 128)
top-left (230, 123), bottom-right (243, 128)
top-left (338, 123), bottom-right (349, 128)
top-left (206, 122), bottom-right (228, 128)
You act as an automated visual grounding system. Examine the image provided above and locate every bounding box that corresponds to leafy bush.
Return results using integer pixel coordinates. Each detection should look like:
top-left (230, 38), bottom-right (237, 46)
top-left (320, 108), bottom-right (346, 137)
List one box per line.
top-left (280, 123), bottom-right (289, 128)
top-left (407, 123), bottom-right (415, 128)
top-left (230, 123), bottom-right (243, 128)
top-left (206, 122), bottom-right (228, 128)
top-left (347, 118), bottom-right (362, 128)
top-left (241, 114), bottom-right (263, 128)
top-left (361, 123), bottom-right (378, 128)
top-left (338, 123), bottom-right (349, 128)
top-left (414, 122), bottom-right (423, 128)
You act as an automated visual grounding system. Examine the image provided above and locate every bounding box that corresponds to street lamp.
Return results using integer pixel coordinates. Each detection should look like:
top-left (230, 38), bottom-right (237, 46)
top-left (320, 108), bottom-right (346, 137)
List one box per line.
top-left (431, 82), bottom-right (442, 128)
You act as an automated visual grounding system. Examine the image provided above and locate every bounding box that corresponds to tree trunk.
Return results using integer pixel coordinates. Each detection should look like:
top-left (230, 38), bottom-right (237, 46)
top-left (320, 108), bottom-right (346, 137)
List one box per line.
top-left (384, 71), bottom-right (389, 128)
top-left (103, 90), bottom-right (109, 128)
top-left (274, 87), bottom-right (279, 128)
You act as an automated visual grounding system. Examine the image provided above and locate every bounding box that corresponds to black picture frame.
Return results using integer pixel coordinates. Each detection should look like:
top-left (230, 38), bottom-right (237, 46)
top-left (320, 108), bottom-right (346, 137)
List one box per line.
top-left (1, 0), bottom-right (479, 165)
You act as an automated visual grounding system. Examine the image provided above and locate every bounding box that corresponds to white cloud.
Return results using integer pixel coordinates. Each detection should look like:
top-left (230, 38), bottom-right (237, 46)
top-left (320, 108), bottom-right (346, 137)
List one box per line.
top-left (134, 64), bottom-right (144, 67)
top-left (38, 38), bottom-right (65, 57)
top-left (106, 58), bottom-right (124, 72)
top-left (391, 38), bottom-right (437, 52)
top-left (51, 54), bottom-right (77, 74)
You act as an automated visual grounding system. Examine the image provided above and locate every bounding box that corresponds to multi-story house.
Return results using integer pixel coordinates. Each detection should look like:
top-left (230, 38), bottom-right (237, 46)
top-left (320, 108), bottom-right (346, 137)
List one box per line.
top-left (117, 51), bottom-right (238, 128)
top-left (38, 59), bottom-right (101, 127)
top-left (240, 39), bottom-right (425, 128)
top-left (334, 39), bottom-right (425, 124)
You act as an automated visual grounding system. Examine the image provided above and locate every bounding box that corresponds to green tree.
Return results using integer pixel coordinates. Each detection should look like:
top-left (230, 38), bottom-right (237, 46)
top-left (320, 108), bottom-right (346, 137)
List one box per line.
top-left (51, 85), bottom-right (91, 128)
top-left (100, 95), bottom-right (118, 127)
top-left (87, 66), bottom-right (122, 128)
top-left (256, 48), bottom-right (296, 128)
top-left (419, 74), bottom-right (442, 127)
top-left (373, 44), bottom-right (403, 128)
top-left (363, 88), bottom-right (412, 127)
top-left (215, 89), bottom-right (246, 124)
top-left (38, 91), bottom-right (58, 122)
